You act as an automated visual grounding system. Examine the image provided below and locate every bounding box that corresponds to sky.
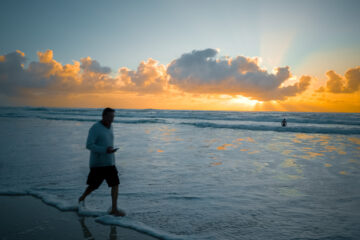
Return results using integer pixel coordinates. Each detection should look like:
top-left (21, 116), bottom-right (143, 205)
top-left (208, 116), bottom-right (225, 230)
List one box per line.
top-left (1, 0), bottom-right (359, 112)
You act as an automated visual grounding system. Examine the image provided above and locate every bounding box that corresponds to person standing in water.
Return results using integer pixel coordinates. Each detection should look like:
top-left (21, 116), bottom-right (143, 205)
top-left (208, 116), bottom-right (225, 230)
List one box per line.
top-left (79, 107), bottom-right (125, 217)
top-left (281, 118), bottom-right (287, 127)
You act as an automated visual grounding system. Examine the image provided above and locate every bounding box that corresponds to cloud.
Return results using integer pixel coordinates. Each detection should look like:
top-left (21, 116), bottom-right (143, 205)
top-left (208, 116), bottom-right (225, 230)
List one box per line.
top-left (318, 66), bottom-right (360, 93)
top-left (0, 50), bottom-right (27, 95)
top-left (167, 49), bottom-right (310, 100)
top-left (0, 49), bottom-right (169, 97)
top-left (0, 50), bottom-right (117, 96)
top-left (80, 57), bottom-right (111, 74)
top-left (117, 58), bottom-right (168, 94)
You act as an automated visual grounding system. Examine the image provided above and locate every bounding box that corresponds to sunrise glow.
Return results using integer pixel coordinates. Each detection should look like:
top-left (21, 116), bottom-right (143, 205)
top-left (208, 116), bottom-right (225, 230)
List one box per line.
top-left (0, 1), bottom-right (359, 112)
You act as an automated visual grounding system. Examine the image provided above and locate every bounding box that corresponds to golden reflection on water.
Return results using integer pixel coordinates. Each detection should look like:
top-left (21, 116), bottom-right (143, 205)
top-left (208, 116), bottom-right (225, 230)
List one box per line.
top-left (235, 137), bottom-right (255, 142)
top-left (339, 171), bottom-right (348, 175)
top-left (293, 151), bottom-right (325, 160)
top-left (348, 137), bottom-right (360, 150)
top-left (306, 152), bottom-right (324, 158)
top-left (282, 150), bottom-right (292, 156)
top-left (292, 133), bottom-right (315, 144)
top-left (157, 149), bottom-right (164, 153)
top-left (217, 144), bottom-right (233, 150)
top-left (325, 145), bottom-right (337, 151)
top-left (205, 139), bottom-right (218, 145)
top-left (282, 158), bottom-right (297, 167)
top-left (324, 163), bottom-right (332, 167)
top-left (156, 127), bottom-right (177, 142)
top-left (211, 162), bottom-right (222, 166)
top-left (323, 145), bottom-right (347, 155)
top-left (348, 137), bottom-right (360, 145)
top-left (280, 158), bottom-right (304, 177)
top-left (337, 150), bottom-right (347, 155)
top-left (247, 137), bottom-right (255, 142)
top-left (296, 133), bottom-right (315, 140)
top-left (288, 133), bottom-right (352, 161)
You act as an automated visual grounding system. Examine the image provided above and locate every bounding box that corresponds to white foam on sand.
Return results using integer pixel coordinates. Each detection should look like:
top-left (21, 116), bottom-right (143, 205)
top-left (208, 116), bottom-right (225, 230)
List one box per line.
top-left (96, 215), bottom-right (187, 240)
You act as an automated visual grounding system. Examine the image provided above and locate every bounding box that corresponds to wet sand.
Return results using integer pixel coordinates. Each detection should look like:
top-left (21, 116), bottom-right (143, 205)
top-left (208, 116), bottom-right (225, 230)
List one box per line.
top-left (0, 196), bottom-right (159, 240)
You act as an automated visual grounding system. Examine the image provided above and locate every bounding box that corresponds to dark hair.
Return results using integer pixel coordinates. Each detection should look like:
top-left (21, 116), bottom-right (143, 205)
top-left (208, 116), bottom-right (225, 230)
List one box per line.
top-left (102, 107), bottom-right (115, 117)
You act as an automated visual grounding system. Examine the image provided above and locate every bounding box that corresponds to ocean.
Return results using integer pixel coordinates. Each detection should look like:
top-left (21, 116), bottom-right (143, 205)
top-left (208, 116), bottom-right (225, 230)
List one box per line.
top-left (0, 107), bottom-right (359, 239)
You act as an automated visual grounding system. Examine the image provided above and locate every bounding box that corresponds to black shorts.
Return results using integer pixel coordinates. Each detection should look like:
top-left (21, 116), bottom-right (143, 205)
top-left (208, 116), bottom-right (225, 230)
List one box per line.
top-left (86, 165), bottom-right (120, 189)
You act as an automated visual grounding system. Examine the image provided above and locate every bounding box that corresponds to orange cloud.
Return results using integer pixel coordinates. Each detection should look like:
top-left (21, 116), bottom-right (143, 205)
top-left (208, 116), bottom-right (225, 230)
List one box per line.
top-left (318, 66), bottom-right (360, 93)
top-left (117, 58), bottom-right (168, 94)
top-left (0, 50), bottom-right (118, 96)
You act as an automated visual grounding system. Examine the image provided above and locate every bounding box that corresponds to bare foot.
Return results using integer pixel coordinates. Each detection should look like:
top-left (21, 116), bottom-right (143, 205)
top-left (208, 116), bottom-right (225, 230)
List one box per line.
top-left (109, 209), bottom-right (126, 217)
top-left (78, 196), bottom-right (85, 203)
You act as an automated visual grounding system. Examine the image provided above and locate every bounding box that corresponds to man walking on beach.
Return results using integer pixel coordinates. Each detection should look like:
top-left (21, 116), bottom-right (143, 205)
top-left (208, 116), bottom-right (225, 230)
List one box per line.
top-left (79, 107), bottom-right (125, 217)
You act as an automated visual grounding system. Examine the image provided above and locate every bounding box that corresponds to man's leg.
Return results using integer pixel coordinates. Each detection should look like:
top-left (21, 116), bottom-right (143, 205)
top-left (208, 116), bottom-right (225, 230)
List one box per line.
top-left (109, 185), bottom-right (125, 216)
top-left (79, 186), bottom-right (96, 202)
top-left (111, 184), bottom-right (118, 210)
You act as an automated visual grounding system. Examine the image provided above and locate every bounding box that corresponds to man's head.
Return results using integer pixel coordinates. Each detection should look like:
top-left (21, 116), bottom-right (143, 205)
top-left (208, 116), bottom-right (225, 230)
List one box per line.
top-left (102, 107), bottom-right (115, 125)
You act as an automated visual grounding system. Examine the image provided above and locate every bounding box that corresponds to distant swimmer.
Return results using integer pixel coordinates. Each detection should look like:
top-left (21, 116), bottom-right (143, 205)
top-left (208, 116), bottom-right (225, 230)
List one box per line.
top-left (281, 118), bottom-right (287, 127)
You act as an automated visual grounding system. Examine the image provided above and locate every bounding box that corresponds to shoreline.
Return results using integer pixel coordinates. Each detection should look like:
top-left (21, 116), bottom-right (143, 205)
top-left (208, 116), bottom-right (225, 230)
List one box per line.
top-left (0, 195), bottom-right (159, 240)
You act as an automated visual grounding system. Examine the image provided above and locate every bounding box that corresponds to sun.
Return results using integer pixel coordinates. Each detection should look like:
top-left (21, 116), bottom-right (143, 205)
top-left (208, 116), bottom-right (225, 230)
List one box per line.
top-left (228, 95), bottom-right (263, 109)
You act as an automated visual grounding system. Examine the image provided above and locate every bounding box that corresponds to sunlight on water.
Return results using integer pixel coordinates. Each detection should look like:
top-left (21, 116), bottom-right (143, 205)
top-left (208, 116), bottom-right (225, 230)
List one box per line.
top-left (282, 158), bottom-right (297, 167)
top-left (216, 144), bottom-right (233, 150)
top-left (348, 137), bottom-right (360, 145)
top-left (211, 162), bottom-right (222, 166)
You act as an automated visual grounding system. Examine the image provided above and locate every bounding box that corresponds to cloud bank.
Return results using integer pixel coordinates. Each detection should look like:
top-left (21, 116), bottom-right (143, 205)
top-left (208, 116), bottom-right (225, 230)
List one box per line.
top-left (167, 49), bottom-right (311, 100)
top-left (6, 48), bottom-right (359, 106)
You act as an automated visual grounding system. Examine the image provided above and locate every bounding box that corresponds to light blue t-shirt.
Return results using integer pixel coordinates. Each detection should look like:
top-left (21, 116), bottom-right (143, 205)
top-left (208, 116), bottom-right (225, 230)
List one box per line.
top-left (86, 121), bottom-right (115, 167)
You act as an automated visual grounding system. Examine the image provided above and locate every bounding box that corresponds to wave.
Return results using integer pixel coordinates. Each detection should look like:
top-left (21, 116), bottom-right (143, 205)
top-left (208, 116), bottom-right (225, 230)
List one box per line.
top-left (39, 116), bottom-right (166, 124)
top-left (3, 107), bottom-right (359, 126)
top-left (0, 113), bottom-right (167, 124)
top-left (1, 107), bottom-right (360, 134)
top-left (181, 122), bottom-right (360, 135)
top-left (25, 107), bottom-right (50, 112)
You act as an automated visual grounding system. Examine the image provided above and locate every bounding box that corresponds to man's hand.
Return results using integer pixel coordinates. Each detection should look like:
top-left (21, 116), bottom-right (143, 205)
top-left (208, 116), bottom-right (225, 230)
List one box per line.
top-left (106, 147), bottom-right (118, 153)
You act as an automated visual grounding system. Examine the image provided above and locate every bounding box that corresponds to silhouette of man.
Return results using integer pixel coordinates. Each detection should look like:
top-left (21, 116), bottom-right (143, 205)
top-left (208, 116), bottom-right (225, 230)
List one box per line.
top-left (281, 118), bottom-right (287, 127)
top-left (79, 107), bottom-right (125, 216)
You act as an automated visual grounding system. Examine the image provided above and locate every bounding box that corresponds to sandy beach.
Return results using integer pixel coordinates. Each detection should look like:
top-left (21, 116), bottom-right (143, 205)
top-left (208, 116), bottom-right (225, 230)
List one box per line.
top-left (0, 195), bottom-right (159, 240)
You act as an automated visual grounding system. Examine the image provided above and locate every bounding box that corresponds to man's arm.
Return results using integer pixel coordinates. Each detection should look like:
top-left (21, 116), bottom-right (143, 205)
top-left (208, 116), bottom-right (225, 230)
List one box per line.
top-left (86, 127), bottom-right (107, 153)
